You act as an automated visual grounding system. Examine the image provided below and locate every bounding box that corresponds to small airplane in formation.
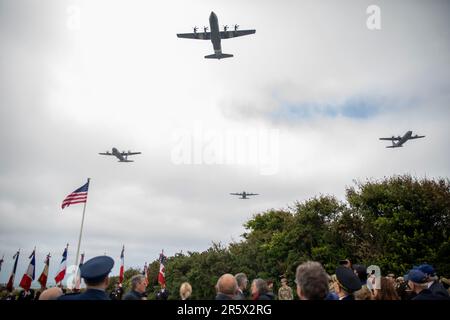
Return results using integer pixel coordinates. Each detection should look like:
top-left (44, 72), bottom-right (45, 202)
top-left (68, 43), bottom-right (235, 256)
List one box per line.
top-left (230, 191), bottom-right (259, 199)
top-left (177, 11), bottom-right (256, 59)
top-left (99, 148), bottom-right (141, 162)
top-left (379, 131), bottom-right (425, 148)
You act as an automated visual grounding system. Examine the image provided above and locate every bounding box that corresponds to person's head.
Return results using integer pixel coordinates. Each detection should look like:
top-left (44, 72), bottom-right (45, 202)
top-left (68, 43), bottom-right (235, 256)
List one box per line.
top-left (405, 269), bottom-right (428, 294)
top-left (251, 278), bottom-right (269, 297)
top-left (375, 277), bottom-right (399, 300)
top-left (38, 287), bottom-right (63, 300)
top-left (266, 279), bottom-right (274, 290)
top-left (216, 274), bottom-right (238, 298)
top-left (281, 278), bottom-right (289, 287)
top-left (179, 282), bottom-right (192, 300)
top-left (81, 256), bottom-right (114, 290)
top-left (131, 274), bottom-right (147, 294)
top-left (417, 264), bottom-right (437, 281)
top-left (235, 273), bottom-right (248, 291)
top-left (295, 261), bottom-right (329, 300)
top-left (339, 259), bottom-right (352, 269)
top-left (334, 265), bottom-right (362, 298)
top-left (352, 264), bottom-right (367, 285)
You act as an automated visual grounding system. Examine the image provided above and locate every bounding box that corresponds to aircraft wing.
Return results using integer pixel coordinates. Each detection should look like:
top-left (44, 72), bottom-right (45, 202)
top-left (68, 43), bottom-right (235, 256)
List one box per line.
top-left (246, 193), bottom-right (259, 196)
top-left (220, 29), bottom-right (256, 39)
top-left (230, 193), bottom-right (242, 196)
top-left (99, 152), bottom-right (113, 155)
top-left (410, 135), bottom-right (425, 139)
top-left (122, 152), bottom-right (141, 156)
top-left (177, 32), bottom-right (211, 40)
top-left (379, 137), bottom-right (401, 141)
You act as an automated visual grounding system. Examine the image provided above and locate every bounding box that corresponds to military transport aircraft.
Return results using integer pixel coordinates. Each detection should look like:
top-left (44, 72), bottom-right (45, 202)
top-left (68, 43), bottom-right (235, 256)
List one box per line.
top-left (177, 11), bottom-right (256, 59)
top-left (379, 131), bottom-right (425, 148)
top-left (230, 191), bottom-right (259, 199)
top-left (99, 148), bottom-right (141, 162)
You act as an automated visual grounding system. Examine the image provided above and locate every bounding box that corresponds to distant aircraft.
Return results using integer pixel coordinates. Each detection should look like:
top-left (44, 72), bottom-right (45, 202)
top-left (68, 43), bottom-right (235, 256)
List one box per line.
top-left (379, 131), bottom-right (425, 148)
top-left (99, 148), bottom-right (141, 162)
top-left (177, 11), bottom-right (256, 59)
top-left (230, 191), bottom-right (259, 199)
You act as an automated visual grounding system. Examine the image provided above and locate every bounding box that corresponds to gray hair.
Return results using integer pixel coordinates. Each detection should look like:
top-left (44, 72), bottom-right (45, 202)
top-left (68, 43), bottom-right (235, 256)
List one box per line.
top-left (235, 273), bottom-right (248, 288)
top-left (296, 261), bottom-right (329, 300)
top-left (252, 278), bottom-right (268, 295)
top-left (131, 274), bottom-right (146, 290)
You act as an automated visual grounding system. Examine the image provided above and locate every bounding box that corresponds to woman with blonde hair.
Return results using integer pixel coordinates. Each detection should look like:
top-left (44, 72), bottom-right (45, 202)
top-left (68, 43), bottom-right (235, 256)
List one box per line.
top-left (180, 282), bottom-right (192, 300)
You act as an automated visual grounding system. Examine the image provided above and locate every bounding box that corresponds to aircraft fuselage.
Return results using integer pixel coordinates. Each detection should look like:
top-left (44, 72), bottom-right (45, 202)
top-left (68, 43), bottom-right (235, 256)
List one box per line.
top-left (209, 12), bottom-right (222, 54)
top-left (394, 130), bottom-right (413, 147)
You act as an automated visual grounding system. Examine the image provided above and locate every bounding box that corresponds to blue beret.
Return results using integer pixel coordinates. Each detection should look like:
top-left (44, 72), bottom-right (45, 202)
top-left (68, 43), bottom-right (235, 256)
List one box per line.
top-left (417, 264), bottom-right (435, 276)
top-left (80, 256), bottom-right (114, 283)
top-left (405, 269), bottom-right (427, 284)
top-left (335, 266), bottom-right (362, 293)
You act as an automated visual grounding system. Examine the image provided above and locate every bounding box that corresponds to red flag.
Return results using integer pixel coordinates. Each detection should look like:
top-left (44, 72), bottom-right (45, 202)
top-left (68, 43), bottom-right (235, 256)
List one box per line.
top-left (119, 246), bottom-right (125, 286)
top-left (158, 251), bottom-right (166, 287)
top-left (38, 253), bottom-right (51, 288)
top-left (6, 250), bottom-right (20, 292)
top-left (54, 244), bottom-right (68, 284)
top-left (19, 249), bottom-right (36, 291)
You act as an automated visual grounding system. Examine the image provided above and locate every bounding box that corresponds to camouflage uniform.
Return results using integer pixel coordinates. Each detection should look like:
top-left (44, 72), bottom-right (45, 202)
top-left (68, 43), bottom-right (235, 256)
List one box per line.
top-left (278, 285), bottom-right (293, 300)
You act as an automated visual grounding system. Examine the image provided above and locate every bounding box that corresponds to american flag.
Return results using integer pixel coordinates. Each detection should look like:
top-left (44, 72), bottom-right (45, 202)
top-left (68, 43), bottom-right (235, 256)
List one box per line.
top-left (119, 246), bottom-right (125, 286)
top-left (61, 181), bottom-right (89, 209)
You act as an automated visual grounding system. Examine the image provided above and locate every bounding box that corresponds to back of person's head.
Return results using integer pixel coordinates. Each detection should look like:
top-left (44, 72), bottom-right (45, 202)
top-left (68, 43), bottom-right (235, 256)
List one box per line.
top-left (296, 261), bottom-right (329, 300)
top-left (376, 277), bottom-right (400, 300)
top-left (235, 273), bottom-right (248, 290)
top-left (352, 264), bottom-right (367, 284)
top-left (217, 274), bottom-right (238, 297)
top-left (180, 282), bottom-right (192, 300)
top-left (39, 287), bottom-right (63, 300)
top-left (252, 278), bottom-right (269, 295)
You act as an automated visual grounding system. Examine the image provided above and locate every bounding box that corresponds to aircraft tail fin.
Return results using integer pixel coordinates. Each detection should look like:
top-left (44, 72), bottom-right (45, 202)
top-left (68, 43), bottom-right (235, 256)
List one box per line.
top-left (204, 53), bottom-right (233, 59)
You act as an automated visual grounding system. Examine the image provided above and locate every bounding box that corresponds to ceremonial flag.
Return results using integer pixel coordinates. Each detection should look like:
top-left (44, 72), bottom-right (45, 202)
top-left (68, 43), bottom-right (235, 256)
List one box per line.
top-left (119, 246), bottom-right (124, 286)
top-left (6, 250), bottom-right (20, 292)
top-left (158, 251), bottom-right (166, 287)
top-left (0, 255), bottom-right (4, 272)
top-left (38, 253), bottom-right (51, 288)
top-left (55, 244), bottom-right (68, 284)
top-left (61, 181), bottom-right (89, 209)
top-left (75, 252), bottom-right (85, 290)
top-left (19, 249), bottom-right (36, 291)
top-left (142, 262), bottom-right (149, 285)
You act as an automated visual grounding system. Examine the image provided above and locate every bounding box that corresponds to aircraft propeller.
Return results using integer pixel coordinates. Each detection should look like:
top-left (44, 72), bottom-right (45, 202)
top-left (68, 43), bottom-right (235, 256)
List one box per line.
top-left (223, 25), bottom-right (228, 31)
top-left (203, 26), bottom-right (209, 33)
top-left (234, 24), bottom-right (239, 31)
top-left (193, 26), bottom-right (198, 33)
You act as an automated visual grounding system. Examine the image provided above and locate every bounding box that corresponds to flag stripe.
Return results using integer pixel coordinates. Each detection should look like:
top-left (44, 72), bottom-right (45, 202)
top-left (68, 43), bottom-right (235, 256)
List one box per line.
top-left (61, 182), bottom-right (89, 209)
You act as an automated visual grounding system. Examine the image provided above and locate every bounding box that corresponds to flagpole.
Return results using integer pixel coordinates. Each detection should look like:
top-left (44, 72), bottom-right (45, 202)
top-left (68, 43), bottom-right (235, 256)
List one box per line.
top-left (75, 178), bottom-right (90, 267)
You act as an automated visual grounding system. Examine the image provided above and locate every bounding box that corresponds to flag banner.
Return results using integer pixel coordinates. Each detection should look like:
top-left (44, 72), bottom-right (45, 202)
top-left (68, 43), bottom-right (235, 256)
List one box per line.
top-left (55, 245), bottom-right (68, 284)
top-left (75, 252), bottom-right (85, 290)
top-left (6, 250), bottom-right (20, 292)
top-left (61, 181), bottom-right (89, 209)
top-left (38, 253), bottom-right (51, 288)
top-left (0, 255), bottom-right (4, 273)
top-left (143, 262), bottom-right (149, 285)
top-left (119, 246), bottom-right (125, 286)
top-left (158, 251), bottom-right (166, 287)
top-left (19, 249), bottom-right (36, 291)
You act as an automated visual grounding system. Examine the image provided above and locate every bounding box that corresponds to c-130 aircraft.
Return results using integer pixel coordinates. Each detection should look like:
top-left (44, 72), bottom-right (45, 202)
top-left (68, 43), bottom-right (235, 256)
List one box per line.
top-left (177, 11), bottom-right (256, 59)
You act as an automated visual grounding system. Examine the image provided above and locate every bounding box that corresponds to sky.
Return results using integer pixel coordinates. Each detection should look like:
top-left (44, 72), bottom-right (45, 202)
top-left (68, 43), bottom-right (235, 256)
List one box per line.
top-left (1, 0), bottom-right (449, 287)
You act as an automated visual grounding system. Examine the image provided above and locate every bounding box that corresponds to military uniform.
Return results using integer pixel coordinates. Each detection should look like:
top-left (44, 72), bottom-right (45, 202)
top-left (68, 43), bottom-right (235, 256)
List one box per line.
top-left (278, 286), bottom-right (293, 300)
top-left (58, 256), bottom-right (114, 301)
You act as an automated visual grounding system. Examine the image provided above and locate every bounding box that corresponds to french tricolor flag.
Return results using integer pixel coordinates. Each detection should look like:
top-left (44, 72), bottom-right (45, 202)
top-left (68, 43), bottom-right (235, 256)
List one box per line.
top-left (55, 244), bottom-right (68, 284)
top-left (19, 249), bottom-right (36, 291)
top-left (119, 246), bottom-right (125, 286)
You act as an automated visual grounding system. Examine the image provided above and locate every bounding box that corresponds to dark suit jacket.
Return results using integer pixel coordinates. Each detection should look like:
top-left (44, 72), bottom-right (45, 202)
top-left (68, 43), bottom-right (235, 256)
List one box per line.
top-left (215, 293), bottom-right (234, 300)
top-left (122, 290), bottom-right (144, 300)
top-left (58, 288), bottom-right (110, 300)
top-left (412, 289), bottom-right (450, 301)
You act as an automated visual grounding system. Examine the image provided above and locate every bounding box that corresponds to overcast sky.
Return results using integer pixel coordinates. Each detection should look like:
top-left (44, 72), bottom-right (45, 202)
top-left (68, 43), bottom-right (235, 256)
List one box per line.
top-left (1, 0), bottom-right (449, 286)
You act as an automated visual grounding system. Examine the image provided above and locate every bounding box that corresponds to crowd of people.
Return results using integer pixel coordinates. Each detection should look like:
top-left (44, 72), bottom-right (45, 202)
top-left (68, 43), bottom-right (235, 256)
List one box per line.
top-left (1, 256), bottom-right (449, 301)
